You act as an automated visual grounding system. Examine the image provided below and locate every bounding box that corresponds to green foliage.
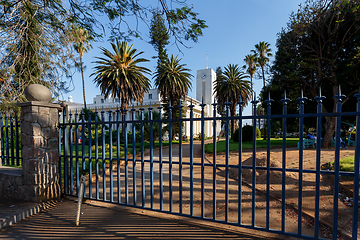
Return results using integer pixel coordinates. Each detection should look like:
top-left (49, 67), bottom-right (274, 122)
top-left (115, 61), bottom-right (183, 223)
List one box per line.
top-left (0, 0), bottom-right (206, 112)
top-left (205, 138), bottom-right (299, 153)
top-left (69, 25), bottom-right (94, 109)
top-left (243, 54), bottom-right (258, 88)
top-left (232, 125), bottom-right (261, 142)
top-left (149, 12), bottom-right (169, 67)
top-left (0, 0), bottom-right (74, 111)
top-left (135, 110), bottom-right (161, 142)
top-left (80, 108), bottom-right (98, 122)
top-left (252, 41), bottom-right (272, 88)
top-left (263, 0), bottom-right (360, 147)
top-left (214, 64), bottom-right (252, 135)
top-left (154, 55), bottom-right (192, 138)
top-left (242, 125), bottom-right (254, 142)
top-left (92, 40), bottom-right (151, 111)
top-left (331, 156), bottom-right (355, 172)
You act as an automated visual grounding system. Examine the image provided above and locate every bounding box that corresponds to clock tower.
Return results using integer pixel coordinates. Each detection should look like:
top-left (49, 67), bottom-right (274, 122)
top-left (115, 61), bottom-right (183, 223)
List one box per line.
top-left (196, 68), bottom-right (216, 104)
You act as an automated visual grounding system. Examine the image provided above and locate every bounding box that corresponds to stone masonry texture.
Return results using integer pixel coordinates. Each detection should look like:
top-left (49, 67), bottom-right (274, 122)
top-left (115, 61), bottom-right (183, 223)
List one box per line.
top-left (7, 101), bottom-right (62, 202)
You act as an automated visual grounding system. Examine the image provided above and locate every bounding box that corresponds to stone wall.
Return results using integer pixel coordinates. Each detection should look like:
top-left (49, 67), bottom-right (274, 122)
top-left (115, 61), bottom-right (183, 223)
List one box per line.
top-left (0, 101), bottom-right (62, 203)
top-left (0, 168), bottom-right (26, 201)
top-left (18, 102), bottom-right (61, 202)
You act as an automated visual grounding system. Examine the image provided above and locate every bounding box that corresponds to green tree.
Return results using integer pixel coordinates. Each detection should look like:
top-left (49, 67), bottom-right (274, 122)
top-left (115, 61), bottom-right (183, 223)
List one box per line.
top-left (149, 11), bottom-right (170, 69)
top-left (264, 0), bottom-right (360, 147)
top-left (91, 40), bottom-right (151, 112)
top-left (214, 64), bottom-right (252, 136)
top-left (252, 41), bottom-right (272, 89)
top-left (136, 110), bottom-right (161, 144)
top-left (243, 54), bottom-right (258, 90)
top-left (154, 55), bottom-right (192, 138)
top-left (0, 0), bottom-right (206, 111)
top-left (0, 0), bottom-right (73, 111)
top-left (70, 25), bottom-right (94, 109)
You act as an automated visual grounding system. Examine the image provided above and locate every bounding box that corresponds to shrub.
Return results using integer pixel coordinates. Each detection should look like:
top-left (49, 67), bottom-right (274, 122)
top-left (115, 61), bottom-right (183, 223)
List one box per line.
top-left (233, 125), bottom-right (260, 142)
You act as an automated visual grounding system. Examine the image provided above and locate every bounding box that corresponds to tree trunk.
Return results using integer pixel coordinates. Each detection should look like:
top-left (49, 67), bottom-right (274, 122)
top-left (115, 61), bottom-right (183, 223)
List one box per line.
top-left (322, 116), bottom-right (336, 148)
top-left (261, 66), bottom-right (267, 140)
top-left (80, 55), bottom-right (87, 109)
top-left (322, 85), bottom-right (339, 148)
top-left (230, 107), bottom-right (236, 137)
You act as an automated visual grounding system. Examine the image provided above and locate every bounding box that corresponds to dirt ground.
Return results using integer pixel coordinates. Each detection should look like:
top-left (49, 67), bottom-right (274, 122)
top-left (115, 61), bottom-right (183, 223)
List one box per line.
top-left (81, 142), bottom-right (359, 239)
top-left (209, 145), bottom-right (359, 239)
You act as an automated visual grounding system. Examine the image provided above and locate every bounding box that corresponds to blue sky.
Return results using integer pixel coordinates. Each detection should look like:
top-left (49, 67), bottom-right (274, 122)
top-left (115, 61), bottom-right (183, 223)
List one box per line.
top-left (62, 0), bottom-right (305, 116)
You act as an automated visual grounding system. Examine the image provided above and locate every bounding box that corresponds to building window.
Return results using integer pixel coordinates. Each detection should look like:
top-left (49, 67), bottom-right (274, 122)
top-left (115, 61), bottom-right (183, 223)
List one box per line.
top-left (94, 101), bottom-right (96, 104)
top-left (115, 98), bottom-right (119, 102)
top-left (149, 94), bottom-right (152, 99)
top-left (101, 99), bottom-right (104, 103)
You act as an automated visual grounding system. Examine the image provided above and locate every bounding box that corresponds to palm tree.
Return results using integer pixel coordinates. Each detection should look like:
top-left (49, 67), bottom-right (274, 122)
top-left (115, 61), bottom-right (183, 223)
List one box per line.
top-left (243, 53), bottom-right (258, 91)
top-left (253, 42), bottom-right (272, 140)
top-left (214, 64), bottom-right (252, 136)
top-left (253, 41), bottom-right (272, 88)
top-left (91, 40), bottom-right (151, 112)
top-left (154, 55), bottom-right (192, 139)
top-left (70, 25), bottom-right (94, 109)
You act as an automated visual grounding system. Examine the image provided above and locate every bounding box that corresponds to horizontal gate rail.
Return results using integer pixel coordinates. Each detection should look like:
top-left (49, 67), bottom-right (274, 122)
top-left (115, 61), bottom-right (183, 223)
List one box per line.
top-left (59, 88), bottom-right (360, 240)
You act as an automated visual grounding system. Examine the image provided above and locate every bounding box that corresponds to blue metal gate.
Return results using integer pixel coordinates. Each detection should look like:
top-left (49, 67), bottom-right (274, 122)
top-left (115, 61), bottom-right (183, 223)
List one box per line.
top-left (0, 112), bottom-right (21, 167)
top-left (59, 89), bottom-right (360, 240)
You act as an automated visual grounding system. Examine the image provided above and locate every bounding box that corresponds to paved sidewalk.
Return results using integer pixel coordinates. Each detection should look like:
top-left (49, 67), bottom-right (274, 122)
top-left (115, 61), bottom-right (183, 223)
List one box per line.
top-left (0, 197), bottom-right (293, 239)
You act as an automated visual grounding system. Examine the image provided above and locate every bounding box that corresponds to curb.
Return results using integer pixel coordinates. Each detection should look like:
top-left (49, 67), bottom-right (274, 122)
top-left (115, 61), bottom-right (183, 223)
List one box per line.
top-left (0, 200), bottom-right (57, 230)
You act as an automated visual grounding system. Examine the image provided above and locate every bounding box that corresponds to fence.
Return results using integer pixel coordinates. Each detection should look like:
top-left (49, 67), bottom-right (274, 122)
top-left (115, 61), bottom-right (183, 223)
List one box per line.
top-left (0, 112), bottom-right (21, 167)
top-left (59, 90), bottom-right (360, 240)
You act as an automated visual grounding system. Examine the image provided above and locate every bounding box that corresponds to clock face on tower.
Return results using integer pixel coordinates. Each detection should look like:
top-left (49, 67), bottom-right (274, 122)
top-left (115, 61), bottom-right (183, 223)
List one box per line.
top-left (201, 73), bottom-right (206, 79)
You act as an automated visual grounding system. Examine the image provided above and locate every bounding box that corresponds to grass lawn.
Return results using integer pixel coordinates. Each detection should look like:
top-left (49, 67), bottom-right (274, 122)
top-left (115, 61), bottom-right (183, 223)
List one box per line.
top-left (205, 138), bottom-right (300, 153)
top-left (331, 156), bottom-right (356, 172)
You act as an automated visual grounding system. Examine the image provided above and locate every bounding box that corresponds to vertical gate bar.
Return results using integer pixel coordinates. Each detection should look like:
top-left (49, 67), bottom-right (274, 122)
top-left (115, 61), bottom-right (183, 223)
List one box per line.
top-left (200, 99), bottom-right (206, 218)
top-left (238, 100), bottom-right (244, 225)
top-left (352, 86), bottom-right (360, 240)
top-left (81, 112), bottom-right (86, 172)
top-left (265, 93), bottom-right (273, 230)
top-left (58, 112), bottom-right (62, 193)
top-left (178, 101), bottom-right (183, 214)
top-left (108, 109), bottom-right (113, 202)
top-left (168, 103), bottom-right (173, 212)
top-left (297, 90), bottom-right (306, 236)
top-left (158, 105), bottom-right (163, 210)
top-left (10, 114), bottom-right (14, 166)
top-left (94, 108), bottom-right (99, 200)
top-left (212, 100), bottom-right (218, 220)
top-left (69, 111), bottom-right (73, 195)
top-left (131, 106), bottom-right (137, 206)
top-left (314, 88), bottom-right (325, 239)
top-left (0, 113), bottom-right (4, 165)
top-left (101, 108), bottom-right (106, 201)
top-left (225, 99), bottom-right (230, 222)
top-left (15, 113), bottom-right (19, 166)
top-left (333, 86), bottom-right (344, 239)
top-left (124, 109), bottom-right (129, 205)
top-left (200, 100), bottom-right (206, 218)
top-left (140, 105), bottom-right (145, 207)
top-left (149, 103), bottom-right (154, 209)
top-left (88, 111), bottom-right (93, 198)
top-left (251, 96), bottom-right (259, 227)
top-left (75, 111), bottom-right (80, 196)
top-left (116, 107), bottom-right (121, 203)
top-left (189, 101), bottom-right (194, 216)
top-left (63, 110), bottom-right (68, 194)
top-left (5, 113), bottom-right (9, 165)
top-left (280, 90), bottom-right (290, 233)
top-left (81, 112), bottom-right (86, 198)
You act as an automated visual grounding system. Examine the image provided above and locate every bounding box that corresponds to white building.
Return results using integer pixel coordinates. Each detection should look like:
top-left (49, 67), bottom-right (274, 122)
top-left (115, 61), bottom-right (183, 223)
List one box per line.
top-left (66, 68), bottom-right (221, 138)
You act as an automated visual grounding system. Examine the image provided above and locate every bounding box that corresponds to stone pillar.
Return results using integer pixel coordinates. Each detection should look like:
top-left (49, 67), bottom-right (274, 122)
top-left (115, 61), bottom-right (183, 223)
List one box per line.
top-left (17, 101), bottom-right (61, 202)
